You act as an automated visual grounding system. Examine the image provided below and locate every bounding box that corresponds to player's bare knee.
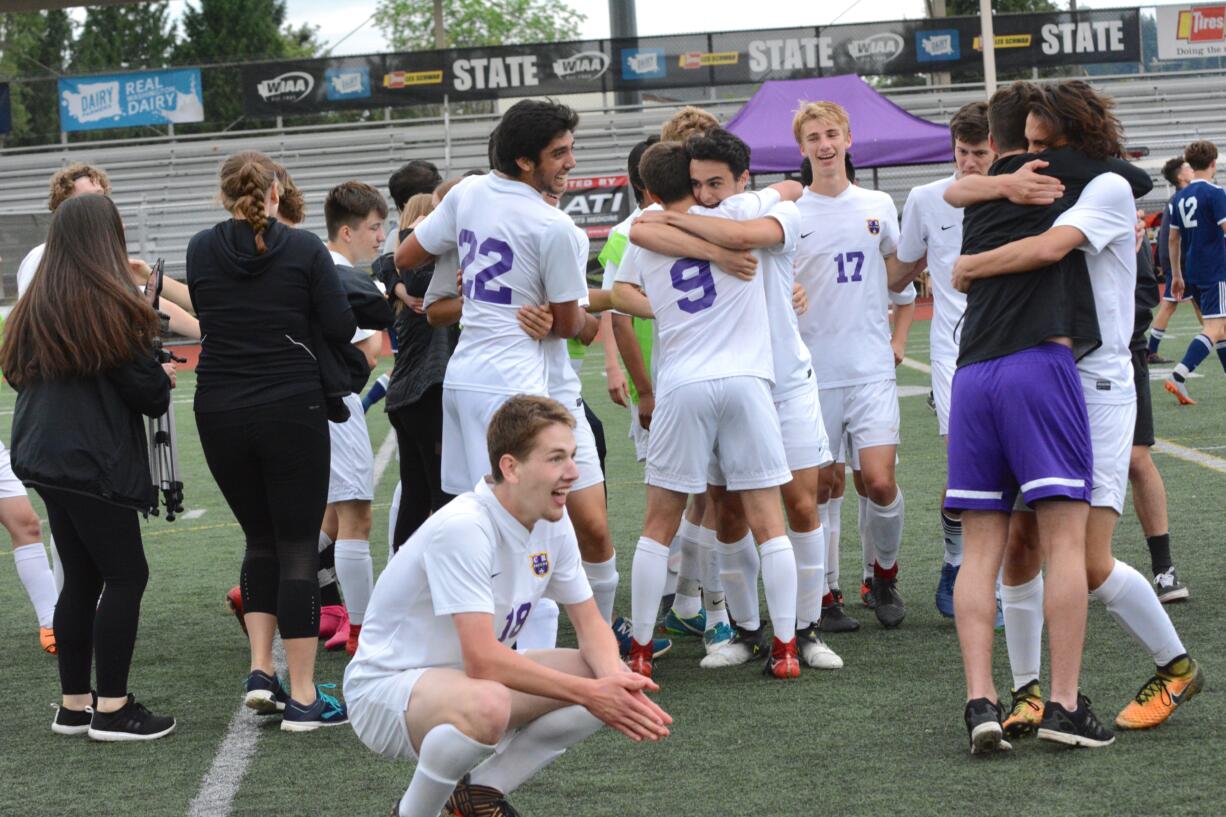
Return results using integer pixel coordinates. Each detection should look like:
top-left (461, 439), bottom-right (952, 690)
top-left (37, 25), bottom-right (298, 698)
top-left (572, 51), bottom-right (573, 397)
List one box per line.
top-left (863, 476), bottom-right (897, 506)
top-left (785, 496), bottom-right (819, 531)
top-left (459, 681), bottom-right (512, 744)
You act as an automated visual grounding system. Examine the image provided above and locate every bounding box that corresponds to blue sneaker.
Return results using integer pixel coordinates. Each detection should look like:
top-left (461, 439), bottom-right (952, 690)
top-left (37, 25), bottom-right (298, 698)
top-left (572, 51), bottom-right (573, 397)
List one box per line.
top-left (661, 608), bottom-right (706, 637)
top-left (935, 562), bottom-right (959, 618)
top-left (280, 684), bottom-right (348, 732)
top-left (243, 669), bottom-right (289, 715)
top-left (612, 616), bottom-right (672, 659)
top-left (703, 620), bottom-right (733, 654)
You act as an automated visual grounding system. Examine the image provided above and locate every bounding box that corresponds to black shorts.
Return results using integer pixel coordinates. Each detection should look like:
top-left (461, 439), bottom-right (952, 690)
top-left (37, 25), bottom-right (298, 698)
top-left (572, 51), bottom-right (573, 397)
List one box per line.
top-left (1132, 345), bottom-right (1154, 447)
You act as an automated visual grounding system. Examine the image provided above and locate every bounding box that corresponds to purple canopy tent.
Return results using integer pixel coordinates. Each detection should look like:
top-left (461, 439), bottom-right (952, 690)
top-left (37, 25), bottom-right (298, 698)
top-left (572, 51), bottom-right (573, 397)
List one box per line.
top-left (726, 74), bottom-right (953, 174)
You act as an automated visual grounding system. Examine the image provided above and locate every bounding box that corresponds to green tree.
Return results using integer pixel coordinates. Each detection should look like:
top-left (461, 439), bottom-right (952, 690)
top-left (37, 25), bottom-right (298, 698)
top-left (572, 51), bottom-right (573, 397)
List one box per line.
top-left (0, 10), bottom-right (72, 146)
top-left (374, 0), bottom-right (584, 51)
top-left (945, 0), bottom-right (1057, 14)
top-left (72, 2), bottom-right (176, 74)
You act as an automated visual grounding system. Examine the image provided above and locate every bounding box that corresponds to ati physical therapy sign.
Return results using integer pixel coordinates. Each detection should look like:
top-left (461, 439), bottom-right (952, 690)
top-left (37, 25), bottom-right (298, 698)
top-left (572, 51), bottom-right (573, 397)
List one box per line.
top-left (59, 68), bottom-right (204, 133)
top-left (1157, 5), bottom-right (1226, 59)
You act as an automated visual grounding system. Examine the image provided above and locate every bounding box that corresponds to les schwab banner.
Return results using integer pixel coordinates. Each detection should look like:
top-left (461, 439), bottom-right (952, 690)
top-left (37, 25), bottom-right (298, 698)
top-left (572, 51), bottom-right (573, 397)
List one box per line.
top-left (1156, 5), bottom-right (1226, 60)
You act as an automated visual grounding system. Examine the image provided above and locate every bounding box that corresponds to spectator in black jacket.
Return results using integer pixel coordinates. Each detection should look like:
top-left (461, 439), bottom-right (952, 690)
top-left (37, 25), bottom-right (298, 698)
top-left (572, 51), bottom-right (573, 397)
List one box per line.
top-left (186, 150), bottom-right (356, 731)
top-left (1, 194), bottom-right (175, 741)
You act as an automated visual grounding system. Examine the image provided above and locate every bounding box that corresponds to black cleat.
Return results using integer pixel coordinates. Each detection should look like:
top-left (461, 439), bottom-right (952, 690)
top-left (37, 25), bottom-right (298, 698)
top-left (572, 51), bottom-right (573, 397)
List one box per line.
top-left (965, 697), bottom-right (1012, 755)
top-left (819, 588), bottom-right (860, 632)
top-left (1037, 694), bottom-right (1115, 748)
top-left (444, 774), bottom-right (522, 817)
top-left (871, 576), bottom-right (906, 628)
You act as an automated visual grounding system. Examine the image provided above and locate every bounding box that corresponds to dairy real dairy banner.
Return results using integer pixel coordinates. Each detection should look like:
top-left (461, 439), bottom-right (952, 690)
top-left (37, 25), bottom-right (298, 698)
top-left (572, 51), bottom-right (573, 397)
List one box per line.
top-left (59, 68), bottom-right (203, 132)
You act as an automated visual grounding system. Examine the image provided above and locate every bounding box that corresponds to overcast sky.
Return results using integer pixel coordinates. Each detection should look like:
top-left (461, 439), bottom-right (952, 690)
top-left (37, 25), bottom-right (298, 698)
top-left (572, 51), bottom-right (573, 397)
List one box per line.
top-left (154, 0), bottom-right (1191, 57)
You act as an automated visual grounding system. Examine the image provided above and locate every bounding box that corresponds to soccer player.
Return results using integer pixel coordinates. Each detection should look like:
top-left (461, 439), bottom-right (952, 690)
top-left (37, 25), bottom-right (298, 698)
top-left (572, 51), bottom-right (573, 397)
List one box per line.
top-left (891, 101), bottom-right (995, 618)
top-left (1147, 155), bottom-right (1198, 364)
top-left (322, 181), bottom-right (390, 655)
top-left (792, 101), bottom-right (909, 629)
top-left (613, 141), bottom-right (801, 679)
top-left (630, 127), bottom-right (841, 670)
top-left (953, 80), bottom-right (1201, 740)
top-left (344, 395), bottom-right (671, 817)
top-left (1165, 139), bottom-right (1226, 404)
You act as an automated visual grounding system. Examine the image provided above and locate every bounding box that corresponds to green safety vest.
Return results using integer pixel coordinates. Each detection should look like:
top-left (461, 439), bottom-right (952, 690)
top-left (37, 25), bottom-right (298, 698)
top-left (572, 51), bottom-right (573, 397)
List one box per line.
top-left (597, 230), bottom-right (654, 404)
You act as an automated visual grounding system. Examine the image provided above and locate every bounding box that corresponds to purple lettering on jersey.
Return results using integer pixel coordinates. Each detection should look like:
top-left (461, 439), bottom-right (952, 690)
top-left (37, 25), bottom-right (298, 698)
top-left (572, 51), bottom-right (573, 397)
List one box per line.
top-left (498, 601), bottom-right (533, 642)
top-left (457, 229), bottom-right (515, 304)
top-left (834, 251), bottom-right (865, 284)
top-left (670, 258), bottom-right (717, 313)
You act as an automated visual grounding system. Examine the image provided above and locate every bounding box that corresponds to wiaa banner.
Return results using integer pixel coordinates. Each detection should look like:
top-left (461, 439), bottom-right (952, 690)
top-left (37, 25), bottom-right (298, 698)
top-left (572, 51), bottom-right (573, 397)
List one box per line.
top-left (241, 8), bottom-right (1140, 117)
top-left (0, 83), bottom-right (10, 136)
top-left (59, 68), bottom-right (204, 133)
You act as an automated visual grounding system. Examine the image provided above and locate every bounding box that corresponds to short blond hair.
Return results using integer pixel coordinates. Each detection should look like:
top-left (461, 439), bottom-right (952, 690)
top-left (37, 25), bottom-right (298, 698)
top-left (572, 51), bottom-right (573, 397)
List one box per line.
top-left (792, 101), bottom-right (850, 145)
top-left (661, 106), bottom-right (719, 144)
top-left (47, 163), bottom-right (111, 212)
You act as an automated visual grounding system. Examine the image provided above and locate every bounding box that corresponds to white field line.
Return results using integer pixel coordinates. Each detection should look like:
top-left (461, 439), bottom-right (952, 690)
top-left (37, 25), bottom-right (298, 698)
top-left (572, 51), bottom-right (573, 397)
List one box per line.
top-left (1152, 438), bottom-right (1226, 475)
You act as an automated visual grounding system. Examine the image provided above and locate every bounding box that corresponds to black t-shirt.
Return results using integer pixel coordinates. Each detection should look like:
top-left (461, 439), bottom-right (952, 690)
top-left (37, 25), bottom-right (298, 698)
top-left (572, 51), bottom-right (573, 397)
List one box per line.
top-left (957, 148), bottom-right (1152, 367)
top-left (1132, 236), bottom-right (1160, 351)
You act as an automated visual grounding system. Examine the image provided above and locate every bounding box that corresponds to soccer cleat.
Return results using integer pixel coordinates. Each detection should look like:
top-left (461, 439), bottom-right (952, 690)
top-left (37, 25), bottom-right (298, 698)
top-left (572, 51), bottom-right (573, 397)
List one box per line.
top-left (859, 580), bottom-right (875, 609)
top-left (935, 562), bottom-right (958, 618)
top-left (243, 669), bottom-right (289, 715)
top-left (1115, 658), bottom-right (1203, 730)
top-left (345, 623), bottom-right (362, 657)
top-left (612, 617), bottom-right (672, 659)
top-left (700, 623), bottom-right (766, 668)
top-left (1147, 351), bottom-right (1172, 364)
top-left (1037, 694), bottom-right (1115, 748)
top-left (281, 684), bottom-right (348, 732)
top-left (226, 585), bottom-right (247, 635)
top-left (1164, 376), bottom-right (1196, 405)
top-left (796, 623), bottom-right (843, 669)
top-left (40, 626), bottom-right (57, 655)
top-left (1002, 679), bottom-right (1044, 738)
top-left (964, 697), bottom-right (1012, 755)
top-left (444, 774), bottom-right (522, 817)
top-left (660, 607), bottom-right (707, 637)
top-left (88, 695), bottom-right (176, 742)
top-left (325, 607), bottom-right (351, 651)
top-left (763, 636), bottom-right (801, 679)
top-left (51, 703), bottom-right (93, 736)
top-left (820, 590), bottom-right (861, 632)
top-left (703, 620), bottom-right (733, 654)
top-left (319, 604), bottom-right (347, 640)
top-left (871, 576), bottom-right (906, 628)
top-left (1153, 567), bottom-right (1189, 603)
top-left (627, 640), bottom-right (654, 678)
top-left (926, 390), bottom-right (937, 413)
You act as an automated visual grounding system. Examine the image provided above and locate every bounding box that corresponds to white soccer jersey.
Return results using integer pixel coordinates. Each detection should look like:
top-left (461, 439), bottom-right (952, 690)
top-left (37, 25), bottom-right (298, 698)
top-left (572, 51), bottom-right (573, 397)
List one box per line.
top-left (413, 173), bottom-right (589, 396)
top-left (794, 184), bottom-right (901, 388)
top-left (345, 480), bottom-right (591, 684)
top-left (896, 175), bottom-right (967, 365)
top-left (691, 189), bottom-right (811, 401)
top-left (600, 208), bottom-right (640, 296)
top-left (616, 213), bottom-right (774, 397)
top-left (544, 226), bottom-right (592, 410)
top-left (17, 243), bottom-right (44, 299)
top-left (1054, 172), bottom-right (1138, 405)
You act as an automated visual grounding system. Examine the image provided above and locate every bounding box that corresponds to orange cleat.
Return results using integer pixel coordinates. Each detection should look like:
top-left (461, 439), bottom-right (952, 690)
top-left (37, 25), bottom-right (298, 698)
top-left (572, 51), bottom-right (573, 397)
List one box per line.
top-left (345, 622), bottom-right (362, 657)
top-left (1164, 377), bottom-right (1196, 406)
top-left (763, 636), bottom-right (801, 679)
top-left (1115, 658), bottom-right (1203, 730)
top-left (627, 639), bottom-right (653, 678)
top-left (226, 586), bottom-right (247, 635)
top-left (40, 626), bottom-right (56, 655)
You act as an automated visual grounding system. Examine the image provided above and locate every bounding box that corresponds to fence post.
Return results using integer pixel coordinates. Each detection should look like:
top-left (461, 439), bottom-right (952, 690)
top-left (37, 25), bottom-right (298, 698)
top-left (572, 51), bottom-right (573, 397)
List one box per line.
top-left (443, 94), bottom-right (452, 175)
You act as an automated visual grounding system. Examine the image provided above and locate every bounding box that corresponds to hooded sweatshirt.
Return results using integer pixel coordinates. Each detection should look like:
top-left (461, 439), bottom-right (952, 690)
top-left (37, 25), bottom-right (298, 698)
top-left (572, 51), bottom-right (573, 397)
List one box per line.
top-left (186, 219), bottom-right (356, 412)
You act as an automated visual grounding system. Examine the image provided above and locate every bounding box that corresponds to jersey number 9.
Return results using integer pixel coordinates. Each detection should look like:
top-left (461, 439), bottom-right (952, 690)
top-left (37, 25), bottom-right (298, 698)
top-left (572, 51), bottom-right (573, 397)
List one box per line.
top-left (670, 258), bottom-right (717, 313)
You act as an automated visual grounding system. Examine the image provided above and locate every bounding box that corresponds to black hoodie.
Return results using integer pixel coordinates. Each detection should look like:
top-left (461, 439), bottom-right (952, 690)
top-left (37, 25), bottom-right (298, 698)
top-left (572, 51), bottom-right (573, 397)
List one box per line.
top-left (186, 219), bottom-right (356, 412)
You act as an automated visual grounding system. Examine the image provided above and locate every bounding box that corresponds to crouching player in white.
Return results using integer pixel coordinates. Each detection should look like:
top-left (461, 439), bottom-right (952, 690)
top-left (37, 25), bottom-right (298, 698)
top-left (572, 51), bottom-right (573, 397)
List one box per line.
top-left (345, 395), bottom-right (671, 817)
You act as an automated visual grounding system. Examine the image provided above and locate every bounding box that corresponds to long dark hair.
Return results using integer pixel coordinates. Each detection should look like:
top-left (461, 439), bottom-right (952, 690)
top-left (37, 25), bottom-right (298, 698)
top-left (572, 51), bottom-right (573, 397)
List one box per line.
top-left (1030, 80), bottom-right (1124, 161)
top-left (0, 194), bottom-right (160, 386)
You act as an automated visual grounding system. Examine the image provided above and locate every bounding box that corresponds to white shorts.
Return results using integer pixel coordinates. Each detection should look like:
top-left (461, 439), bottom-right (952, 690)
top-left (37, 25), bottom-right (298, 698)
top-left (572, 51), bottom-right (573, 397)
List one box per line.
top-left (328, 393), bottom-right (374, 504)
top-left (709, 384), bottom-right (831, 483)
top-left (0, 441), bottom-right (28, 499)
top-left (346, 668), bottom-right (427, 760)
top-left (629, 403), bottom-right (650, 463)
top-left (569, 403), bottom-right (603, 492)
top-left (820, 379), bottom-right (901, 464)
top-left (442, 388), bottom-right (512, 496)
top-left (932, 358), bottom-right (956, 437)
top-left (647, 376), bottom-right (790, 495)
top-left (1088, 400), bottom-right (1136, 514)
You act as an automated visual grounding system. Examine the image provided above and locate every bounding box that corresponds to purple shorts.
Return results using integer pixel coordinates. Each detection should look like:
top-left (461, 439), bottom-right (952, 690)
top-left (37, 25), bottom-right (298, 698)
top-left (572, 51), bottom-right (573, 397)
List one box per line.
top-left (945, 344), bottom-right (1092, 512)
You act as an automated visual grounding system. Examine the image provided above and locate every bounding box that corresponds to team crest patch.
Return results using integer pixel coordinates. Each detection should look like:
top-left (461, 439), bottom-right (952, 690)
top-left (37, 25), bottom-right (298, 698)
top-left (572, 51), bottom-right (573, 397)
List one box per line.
top-left (867, 218), bottom-right (881, 235)
top-left (530, 551), bottom-right (550, 577)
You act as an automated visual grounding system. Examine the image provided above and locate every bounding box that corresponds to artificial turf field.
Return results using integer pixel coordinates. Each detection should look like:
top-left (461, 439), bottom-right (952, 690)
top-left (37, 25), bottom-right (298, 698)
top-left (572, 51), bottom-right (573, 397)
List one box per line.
top-left (1, 307), bottom-right (1222, 817)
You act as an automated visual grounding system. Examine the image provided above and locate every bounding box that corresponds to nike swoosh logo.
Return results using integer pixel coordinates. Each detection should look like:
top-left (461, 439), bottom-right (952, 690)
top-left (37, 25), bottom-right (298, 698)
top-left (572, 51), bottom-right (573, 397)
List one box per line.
top-left (800, 231), bottom-right (815, 239)
top-left (490, 572), bottom-right (501, 579)
top-left (941, 224), bottom-right (955, 231)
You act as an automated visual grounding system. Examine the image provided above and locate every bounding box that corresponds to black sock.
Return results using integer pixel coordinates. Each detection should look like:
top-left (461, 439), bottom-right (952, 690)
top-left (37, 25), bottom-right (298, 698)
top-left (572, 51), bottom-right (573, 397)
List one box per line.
top-left (1146, 533), bottom-right (1172, 575)
top-left (318, 543), bottom-right (342, 607)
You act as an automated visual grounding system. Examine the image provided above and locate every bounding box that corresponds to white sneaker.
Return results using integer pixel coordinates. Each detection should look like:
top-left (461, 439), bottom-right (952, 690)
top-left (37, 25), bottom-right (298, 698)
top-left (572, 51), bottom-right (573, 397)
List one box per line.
top-left (798, 635), bottom-right (844, 670)
top-left (702, 621), bottom-right (732, 655)
top-left (699, 625), bottom-right (763, 668)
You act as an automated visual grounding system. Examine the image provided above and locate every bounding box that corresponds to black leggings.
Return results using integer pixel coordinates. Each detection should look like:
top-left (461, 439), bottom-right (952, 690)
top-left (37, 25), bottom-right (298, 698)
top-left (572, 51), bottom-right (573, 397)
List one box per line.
top-left (196, 397), bottom-right (330, 639)
top-left (388, 384), bottom-right (453, 552)
top-left (35, 487), bottom-right (147, 699)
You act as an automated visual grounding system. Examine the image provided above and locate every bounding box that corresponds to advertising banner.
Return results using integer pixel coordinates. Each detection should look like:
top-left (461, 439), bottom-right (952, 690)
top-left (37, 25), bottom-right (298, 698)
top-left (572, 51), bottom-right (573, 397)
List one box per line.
top-left (58, 68), bottom-right (204, 132)
top-left (1157, 5), bottom-right (1226, 60)
top-left (0, 83), bottom-right (10, 136)
top-left (561, 175), bottom-right (632, 239)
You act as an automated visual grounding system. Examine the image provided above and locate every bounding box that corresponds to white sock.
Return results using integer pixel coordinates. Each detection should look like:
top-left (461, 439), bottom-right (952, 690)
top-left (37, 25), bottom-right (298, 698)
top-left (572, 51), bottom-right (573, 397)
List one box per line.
top-left (630, 537), bottom-right (671, 644)
top-left (941, 510), bottom-right (963, 567)
top-left (673, 520), bottom-right (702, 618)
top-left (789, 527), bottom-right (826, 631)
top-left (1001, 574), bottom-right (1044, 690)
top-left (1092, 560), bottom-right (1186, 667)
top-left (857, 494), bottom-right (874, 579)
top-left (400, 724), bottom-right (496, 817)
top-left (49, 535), bottom-right (64, 594)
top-left (515, 597), bottom-right (559, 650)
top-left (865, 490), bottom-right (904, 571)
top-left (334, 539), bottom-right (374, 625)
top-left (825, 497), bottom-right (843, 590)
top-left (759, 536), bottom-right (797, 639)
top-left (717, 532), bottom-right (760, 631)
top-left (13, 542), bottom-right (57, 628)
top-left (582, 557), bottom-right (618, 624)
top-left (662, 535), bottom-right (681, 597)
top-left (388, 480), bottom-right (403, 564)
top-left (469, 705), bottom-right (603, 794)
top-left (698, 526), bottom-right (727, 626)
